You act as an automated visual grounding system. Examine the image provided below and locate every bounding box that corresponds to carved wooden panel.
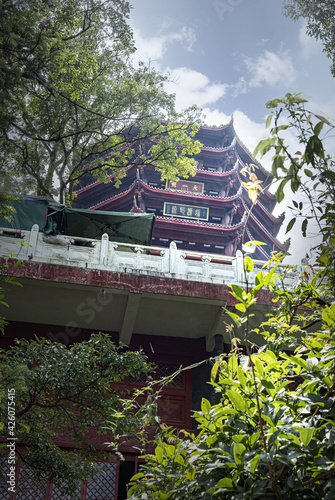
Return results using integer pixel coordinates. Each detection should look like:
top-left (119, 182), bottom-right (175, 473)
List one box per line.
top-left (50, 482), bottom-right (81, 500)
top-left (85, 462), bottom-right (117, 500)
top-left (15, 462), bottom-right (47, 500)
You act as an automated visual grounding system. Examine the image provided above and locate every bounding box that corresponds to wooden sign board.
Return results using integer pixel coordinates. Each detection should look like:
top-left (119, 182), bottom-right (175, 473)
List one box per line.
top-left (163, 202), bottom-right (209, 221)
top-left (166, 179), bottom-right (204, 195)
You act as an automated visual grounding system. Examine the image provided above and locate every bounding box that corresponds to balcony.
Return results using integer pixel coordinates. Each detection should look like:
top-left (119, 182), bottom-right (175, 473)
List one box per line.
top-left (0, 225), bottom-right (301, 351)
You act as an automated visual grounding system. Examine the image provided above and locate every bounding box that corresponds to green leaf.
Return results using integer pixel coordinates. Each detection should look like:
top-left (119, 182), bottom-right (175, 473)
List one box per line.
top-left (305, 135), bottom-right (324, 162)
top-left (225, 311), bottom-right (243, 327)
top-left (228, 355), bottom-right (238, 376)
top-left (323, 170), bottom-right (335, 181)
top-left (174, 454), bottom-right (184, 465)
top-left (265, 98), bottom-right (282, 109)
top-left (217, 478), bottom-right (233, 488)
top-left (219, 408), bottom-right (238, 416)
top-left (155, 446), bottom-right (164, 463)
top-left (272, 154), bottom-right (286, 176)
top-left (244, 256), bottom-right (254, 273)
top-left (253, 137), bottom-right (275, 158)
top-left (229, 284), bottom-right (245, 300)
top-left (235, 303), bottom-right (246, 313)
top-left (233, 442), bottom-right (246, 464)
top-left (276, 177), bottom-right (289, 202)
top-left (286, 217), bottom-right (296, 233)
top-left (302, 218), bottom-right (308, 237)
top-left (255, 270), bottom-right (264, 286)
top-left (291, 175), bottom-right (301, 193)
top-left (206, 435), bottom-right (217, 447)
top-left (201, 397), bottom-right (211, 414)
top-left (253, 357), bottom-right (264, 377)
top-left (237, 366), bottom-right (247, 388)
top-left (268, 430), bottom-right (281, 448)
top-left (261, 378), bottom-right (275, 390)
top-left (322, 304), bottom-right (335, 327)
top-left (313, 121), bottom-right (324, 137)
top-left (304, 169), bottom-right (313, 178)
top-left (166, 444), bottom-right (175, 458)
top-left (265, 114), bottom-right (273, 129)
top-left (211, 361), bottom-right (219, 384)
top-left (131, 472), bottom-right (145, 481)
top-left (290, 356), bottom-right (309, 371)
top-left (314, 114), bottom-right (330, 125)
top-left (226, 390), bottom-right (245, 412)
top-left (259, 350), bottom-right (277, 364)
top-left (285, 433), bottom-right (301, 446)
top-left (300, 428), bottom-right (314, 446)
top-left (275, 124), bottom-right (289, 132)
top-left (250, 453), bottom-right (260, 473)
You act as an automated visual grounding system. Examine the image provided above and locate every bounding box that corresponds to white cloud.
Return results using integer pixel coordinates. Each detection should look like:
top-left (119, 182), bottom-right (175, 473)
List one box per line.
top-left (245, 50), bottom-right (297, 88)
top-left (229, 77), bottom-right (247, 97)
top-left (164, 67), bottom-right (228, 110)
top-left (202, 108), bottom-right (267, 155)
top-left (178, 27), bottom-right (196, 52)
top-left (131, 26), bottom-right (196, 65)
top-left (233, 111), bottom-right (269, 155)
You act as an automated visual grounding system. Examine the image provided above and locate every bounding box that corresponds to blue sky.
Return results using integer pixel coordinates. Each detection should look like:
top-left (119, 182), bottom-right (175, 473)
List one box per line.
top-left (129, 0), bottom-right (334, 263)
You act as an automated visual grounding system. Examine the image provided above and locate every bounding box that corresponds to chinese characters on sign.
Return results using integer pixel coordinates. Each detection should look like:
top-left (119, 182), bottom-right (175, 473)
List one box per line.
top-left (166, 179), bottom-right (204, 195)
top-left (163, 202), bottom-right (209, 221)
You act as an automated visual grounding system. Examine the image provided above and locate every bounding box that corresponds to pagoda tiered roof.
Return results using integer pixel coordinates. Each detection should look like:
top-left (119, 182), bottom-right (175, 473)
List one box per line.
top-left (74, 122), bottom-right (288, 260)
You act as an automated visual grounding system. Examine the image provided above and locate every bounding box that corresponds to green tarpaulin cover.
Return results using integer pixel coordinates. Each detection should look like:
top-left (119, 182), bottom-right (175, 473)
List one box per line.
top-left (0, 196), bottom-right (155, 246)
top-left (0, 198), bottom-right (48, 232)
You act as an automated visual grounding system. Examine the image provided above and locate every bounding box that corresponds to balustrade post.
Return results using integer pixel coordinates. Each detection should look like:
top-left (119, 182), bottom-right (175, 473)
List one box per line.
top-left (99, 233), bottom-right (109, 265)
top-left (169, 241), bottom-right (178, 274)
top-left (28, 224), bottom-right (39, 259)
top-left (134, 246), bottom-right (144, 269)
top-left (201, 254), bottom-right (212, 278)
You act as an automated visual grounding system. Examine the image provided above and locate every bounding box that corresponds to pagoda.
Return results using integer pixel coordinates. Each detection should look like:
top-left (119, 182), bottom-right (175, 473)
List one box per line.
top-left (73, 121), bottom-right (289, 260)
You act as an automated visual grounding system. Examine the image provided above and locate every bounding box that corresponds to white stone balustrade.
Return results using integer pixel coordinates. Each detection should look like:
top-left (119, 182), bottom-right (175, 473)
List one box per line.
top-left (0, 225), bottom-right (299, 287)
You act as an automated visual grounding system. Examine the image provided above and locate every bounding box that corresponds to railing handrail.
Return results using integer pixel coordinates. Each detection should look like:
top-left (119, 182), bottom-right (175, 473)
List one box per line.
top-left (0, 225), bottom-right (303, 287)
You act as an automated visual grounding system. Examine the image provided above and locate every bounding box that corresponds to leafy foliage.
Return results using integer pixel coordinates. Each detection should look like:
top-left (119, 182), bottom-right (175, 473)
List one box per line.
top-left (0, 0), bottom-right (202, 203)
top-left (127, 260), bottom-right (335, 499)
top-left (253, 92), bottom-right (335, 286)
top-left (283, 0), bottom-right (335, 76)
top-left (0, 251), bottom-right (24, 334)
top-left (0, 192), bottom-right (18, 221)
top-left (0, 333), bottom-right (153, 496)
top-left (123, 94), bottom-right (335, 499)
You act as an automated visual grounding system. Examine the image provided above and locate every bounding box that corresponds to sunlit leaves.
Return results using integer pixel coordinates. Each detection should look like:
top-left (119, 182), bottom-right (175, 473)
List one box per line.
top-left (253, 137), bottom-right (276, 158)
top-left (322, 303), bottom-right (335, 327)
top-left (226, 389), bottom-right (245, 412)
top-left (201, 397), bottom-right (211, 414)
top-left (253, 93), bottom-right (335, 291)
top-left (155, 446), bottom-right (164, 463)
top-left (300, 428), bottom-right (314, 447)
top-left (0, 0), bottom-right (202, 202)
top-left (128, 247), bottom-right (335, 500)
top-left (233, 442), bottom-right (246, 464)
